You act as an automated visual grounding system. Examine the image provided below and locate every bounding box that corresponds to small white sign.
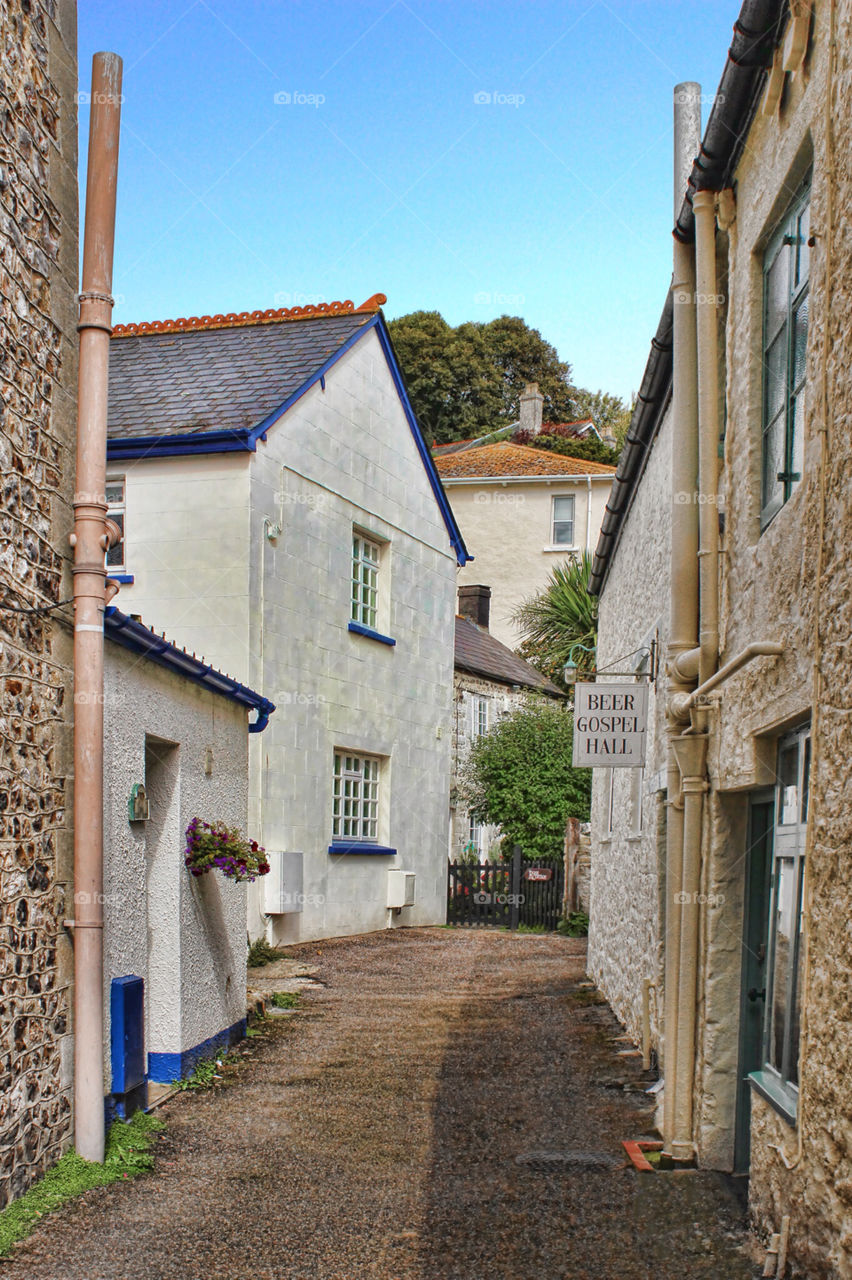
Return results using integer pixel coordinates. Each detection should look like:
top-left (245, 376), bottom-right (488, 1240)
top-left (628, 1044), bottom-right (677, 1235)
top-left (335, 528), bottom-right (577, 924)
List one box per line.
top-left (572, 682), bottom-right (648, 768)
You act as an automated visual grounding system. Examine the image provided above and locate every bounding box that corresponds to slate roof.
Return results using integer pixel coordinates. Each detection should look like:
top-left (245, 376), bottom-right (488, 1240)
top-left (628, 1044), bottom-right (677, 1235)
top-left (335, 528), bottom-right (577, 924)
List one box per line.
top-left (435, 441), bottom-right (616, 479)
top-left (455, 615), bottom-right (563, 696)
top-left (107, 311), bottom-right (374, 440)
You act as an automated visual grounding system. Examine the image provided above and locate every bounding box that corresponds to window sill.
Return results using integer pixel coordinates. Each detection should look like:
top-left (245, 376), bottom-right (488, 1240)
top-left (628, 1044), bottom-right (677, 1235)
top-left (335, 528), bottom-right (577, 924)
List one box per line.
top-left (748, 1070), bottom-right (798, 1126)
top-left (542, 545), bottom-right (579, 554)
top-left (108, 573), bottom-right (135, 584)
top-left (348, 621), bottom-right (396, 647)
top-left (328, 842), bottom-right (397, 856)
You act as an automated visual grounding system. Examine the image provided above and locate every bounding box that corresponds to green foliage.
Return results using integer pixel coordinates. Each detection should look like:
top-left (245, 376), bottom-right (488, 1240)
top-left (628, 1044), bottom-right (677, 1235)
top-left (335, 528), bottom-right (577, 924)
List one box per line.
top-left (515, 428), bottom-right (618, 467)
top-left (270, 991), bottom-right (300, 1009)
top-left (388, 311), bottom-right (574, 444)
top-left (0, 1112), bottom-right (165, 1256)
top-left (568, 387), bottom-right (634, 452)
top-left (513, 552), bottom-right (598, 689)
top-left (516, 923), bottom-right (547, 935)
top-left (247, 936), bottom-right (286, 968)
top-left (461, 701), bottom-right (592, 861)
top-left (557, 911), bottom-right (590, 937)
top-left (174, 1054), bottom-right (229, 1090)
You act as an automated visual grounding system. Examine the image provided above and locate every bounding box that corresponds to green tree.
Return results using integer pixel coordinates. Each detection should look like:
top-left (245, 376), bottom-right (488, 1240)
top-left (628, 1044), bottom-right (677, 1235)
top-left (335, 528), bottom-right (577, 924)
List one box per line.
top-left (568, 387), bottom-right (634, 452)
top-left (461, 701), bottom-right (591, 860)
top-left (388, 311), bottom-right (575, 443)
top-left (513, 552), bottom-right (598, 689)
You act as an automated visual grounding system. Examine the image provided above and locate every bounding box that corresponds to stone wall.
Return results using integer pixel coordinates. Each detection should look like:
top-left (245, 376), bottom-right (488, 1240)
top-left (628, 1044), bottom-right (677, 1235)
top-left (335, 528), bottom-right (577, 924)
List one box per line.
top-left (450, 671), bottom-right (523, 860)
top-left (0, 0), bottom-right (78, 1207)
top-left (587, 401), bottom-right (671, 1050)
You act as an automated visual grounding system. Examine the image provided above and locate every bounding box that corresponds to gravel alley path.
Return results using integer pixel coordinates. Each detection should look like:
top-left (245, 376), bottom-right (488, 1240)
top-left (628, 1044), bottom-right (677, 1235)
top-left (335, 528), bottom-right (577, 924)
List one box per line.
top-left (6, 929), bottom-right (761, 1280)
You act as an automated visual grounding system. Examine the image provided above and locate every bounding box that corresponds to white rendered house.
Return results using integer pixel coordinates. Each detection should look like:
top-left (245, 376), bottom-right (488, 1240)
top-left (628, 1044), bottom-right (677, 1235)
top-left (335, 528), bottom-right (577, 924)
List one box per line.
top-left (105, 294), bottom-right (469, 944)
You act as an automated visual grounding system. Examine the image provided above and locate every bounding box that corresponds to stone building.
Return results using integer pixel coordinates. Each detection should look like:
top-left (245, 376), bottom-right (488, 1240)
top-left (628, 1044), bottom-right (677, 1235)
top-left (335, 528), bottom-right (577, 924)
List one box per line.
top-left (587, 1), bottom-right (852, 1274)
top-left (450, 584), bottom-right (563, 861)
top-left (0, 0), bottom-right (78, 1208)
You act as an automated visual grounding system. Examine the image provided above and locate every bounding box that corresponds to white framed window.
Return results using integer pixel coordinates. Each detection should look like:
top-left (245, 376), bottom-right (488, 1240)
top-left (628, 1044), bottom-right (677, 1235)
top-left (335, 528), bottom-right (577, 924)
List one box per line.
top-left (351, 533), bottom-right (380, 629)
top-left (332, 752), bottom-right (380, 842)
top-left (467, 813), bottom-right (485, 858)
top-left (105, 478), bottom-right (125, 571)
top-left (552, 494), bottom-right (575, 546)
top-left (471, 694), bottom-right (489, 739)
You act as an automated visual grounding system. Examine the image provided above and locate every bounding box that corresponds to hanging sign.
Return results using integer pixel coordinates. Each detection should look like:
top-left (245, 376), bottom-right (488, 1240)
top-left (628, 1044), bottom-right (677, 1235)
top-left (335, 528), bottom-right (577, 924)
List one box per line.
top-left (572, 682), bottom-right (648, 768)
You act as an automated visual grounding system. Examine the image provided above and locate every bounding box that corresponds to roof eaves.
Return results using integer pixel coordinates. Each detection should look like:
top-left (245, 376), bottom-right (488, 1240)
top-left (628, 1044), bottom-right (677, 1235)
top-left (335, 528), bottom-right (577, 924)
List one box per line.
top-left (104, 607), bottom-right (275, 731)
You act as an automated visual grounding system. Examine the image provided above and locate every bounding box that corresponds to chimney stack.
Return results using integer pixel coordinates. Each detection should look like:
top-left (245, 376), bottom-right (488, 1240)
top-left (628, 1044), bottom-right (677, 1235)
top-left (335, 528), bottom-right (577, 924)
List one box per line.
top-left (519, 382), bottom-right (543, 435)
top-left (458, 584), bottom-right (491, 630)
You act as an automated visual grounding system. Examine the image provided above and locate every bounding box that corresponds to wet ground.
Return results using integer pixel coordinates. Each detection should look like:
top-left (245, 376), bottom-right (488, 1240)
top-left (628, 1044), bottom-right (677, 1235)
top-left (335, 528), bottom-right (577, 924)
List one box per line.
top-left (5, 928), bottom-right (761, 1279)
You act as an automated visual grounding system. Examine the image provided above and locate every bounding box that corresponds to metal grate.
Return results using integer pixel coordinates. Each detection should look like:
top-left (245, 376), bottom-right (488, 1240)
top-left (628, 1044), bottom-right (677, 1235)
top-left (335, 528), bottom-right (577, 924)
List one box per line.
top-left (515, 1150), bottom-right (621, 1173)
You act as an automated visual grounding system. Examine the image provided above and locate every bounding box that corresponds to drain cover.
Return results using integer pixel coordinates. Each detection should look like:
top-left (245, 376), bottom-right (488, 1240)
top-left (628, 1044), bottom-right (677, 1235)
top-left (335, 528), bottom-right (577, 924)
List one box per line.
top-left (515, 1150), bottom-right (621, 1172)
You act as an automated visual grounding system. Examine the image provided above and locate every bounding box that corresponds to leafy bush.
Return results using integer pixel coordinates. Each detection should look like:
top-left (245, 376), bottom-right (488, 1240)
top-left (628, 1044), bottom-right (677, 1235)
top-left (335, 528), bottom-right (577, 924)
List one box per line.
top-left (557, 911), bottom-right (590, 937)
top-left (247, 936), bottom-right (286, 968)
top-left (513, 427), bottom-right (618, 466)
top-left (461, 701), bottom-right (591, 861)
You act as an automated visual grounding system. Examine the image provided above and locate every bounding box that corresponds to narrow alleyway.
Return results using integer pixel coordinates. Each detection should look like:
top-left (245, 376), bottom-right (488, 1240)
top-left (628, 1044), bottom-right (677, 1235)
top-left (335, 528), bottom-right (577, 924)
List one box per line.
top-left (7, 930), bottom-right (760, 1280)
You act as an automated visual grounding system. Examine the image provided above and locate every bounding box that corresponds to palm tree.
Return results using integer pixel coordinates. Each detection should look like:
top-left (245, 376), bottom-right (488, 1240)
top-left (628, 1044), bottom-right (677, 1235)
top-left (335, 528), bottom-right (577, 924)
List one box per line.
top-left (513, 552), bottom-right (598, 687)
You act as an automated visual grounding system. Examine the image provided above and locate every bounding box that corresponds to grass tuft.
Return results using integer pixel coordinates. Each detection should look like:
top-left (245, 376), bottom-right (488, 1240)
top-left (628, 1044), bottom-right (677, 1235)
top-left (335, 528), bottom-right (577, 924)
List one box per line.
top-left (270, 991), bottom-right (300, 1009)
top-left (247, 936), bottom-right (287, 968)
top-left (0, 1111), bottom-right (165, 1257)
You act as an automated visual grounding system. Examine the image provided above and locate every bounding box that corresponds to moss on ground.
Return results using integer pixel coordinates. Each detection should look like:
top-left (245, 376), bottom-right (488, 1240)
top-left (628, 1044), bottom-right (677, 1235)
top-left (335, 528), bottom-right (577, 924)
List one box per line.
top-left (0, 1111), bottom-right (165, 1257)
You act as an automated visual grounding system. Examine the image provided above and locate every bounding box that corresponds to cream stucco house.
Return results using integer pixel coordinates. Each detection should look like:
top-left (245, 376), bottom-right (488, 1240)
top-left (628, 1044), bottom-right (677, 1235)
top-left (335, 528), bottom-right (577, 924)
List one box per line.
top-left (434, 396), bottom-right (615, 649)
top-left (104, 294), bottom-right (469, 946)
top-left (587, 2), bottom-right (852, 1275)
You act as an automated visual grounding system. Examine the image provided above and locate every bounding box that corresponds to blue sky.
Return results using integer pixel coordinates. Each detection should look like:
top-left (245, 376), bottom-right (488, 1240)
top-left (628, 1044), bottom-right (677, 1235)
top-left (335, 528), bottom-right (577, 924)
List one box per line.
top-left (79, 0), bottom-right (738, 400)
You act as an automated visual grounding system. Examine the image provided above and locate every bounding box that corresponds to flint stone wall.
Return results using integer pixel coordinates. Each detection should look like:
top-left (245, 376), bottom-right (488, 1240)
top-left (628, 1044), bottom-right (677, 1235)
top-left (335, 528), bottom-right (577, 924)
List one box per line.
top-left (0, 0), bottom-right (78, 1208)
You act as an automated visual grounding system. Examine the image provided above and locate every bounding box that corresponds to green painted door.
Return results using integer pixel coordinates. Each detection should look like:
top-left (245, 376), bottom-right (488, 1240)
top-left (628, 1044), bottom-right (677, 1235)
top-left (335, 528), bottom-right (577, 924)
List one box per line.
top-left (734, 794), bottom-right (774, 1174)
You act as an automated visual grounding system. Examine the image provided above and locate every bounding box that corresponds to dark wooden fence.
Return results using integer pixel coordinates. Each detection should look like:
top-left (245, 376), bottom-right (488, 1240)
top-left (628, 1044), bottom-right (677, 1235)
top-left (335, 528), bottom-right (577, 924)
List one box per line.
top-left (447, 845), bottom-right (565, 931)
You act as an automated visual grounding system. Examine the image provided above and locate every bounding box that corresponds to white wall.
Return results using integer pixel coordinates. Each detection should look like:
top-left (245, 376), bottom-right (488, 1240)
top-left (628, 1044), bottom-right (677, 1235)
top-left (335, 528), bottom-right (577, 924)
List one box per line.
top-left (444, 475), bottom-right (612, 647)
top-left (110, 325), bottom-right (457, 945)
top-left (102, 642), bottom-right (250, 1083)
top-left (246, 327), bottom-right (456, 941)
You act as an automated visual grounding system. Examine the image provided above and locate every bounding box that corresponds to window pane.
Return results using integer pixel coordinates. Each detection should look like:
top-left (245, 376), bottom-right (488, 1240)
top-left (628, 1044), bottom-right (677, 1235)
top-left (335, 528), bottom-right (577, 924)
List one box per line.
top-left (765, 243), bottom-right (790, 345)
top-left (792, 293), bottom-right (808, 392)
top-left (768, 857), bottom-right (797, 1074)
top-left (779, 741), bottom-right (799, 824)
top-left (105, 481), bottom-right (124, 505)
top-left (761, 416), bottom-right (785, 516)
top-left (765, 330), bottom-right (787, 425)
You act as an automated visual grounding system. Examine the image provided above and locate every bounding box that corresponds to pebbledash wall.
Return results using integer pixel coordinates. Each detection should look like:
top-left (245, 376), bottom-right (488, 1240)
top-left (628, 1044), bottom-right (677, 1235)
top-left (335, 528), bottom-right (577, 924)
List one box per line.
top-left (587, 404), bottom-right (670, 1055)
top-left (112, 327), bottom-right (457, 944)
top-left (102, 641), bottom-right (250, 1089)
top-left (0, 0), bottom-right (78, 1207)
top-left (589, 3), bottom-right (852, 1274)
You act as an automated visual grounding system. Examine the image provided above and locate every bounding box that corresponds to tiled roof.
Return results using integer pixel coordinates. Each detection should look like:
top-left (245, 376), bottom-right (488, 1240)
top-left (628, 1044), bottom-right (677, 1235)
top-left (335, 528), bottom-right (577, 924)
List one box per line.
top-left (435, 441), bottom-right (616, 479)
top-left (454, 615), bottom-right (563, 696)
top-left (107, 300), bottom-right (382, 440)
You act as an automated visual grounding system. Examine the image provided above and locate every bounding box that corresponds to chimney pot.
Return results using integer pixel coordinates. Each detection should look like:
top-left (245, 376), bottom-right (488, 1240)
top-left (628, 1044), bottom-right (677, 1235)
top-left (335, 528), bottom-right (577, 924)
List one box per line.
top-left (458, 584), bottom-right (491, 630)
top-left (519, 382), bottom-right (543, 435)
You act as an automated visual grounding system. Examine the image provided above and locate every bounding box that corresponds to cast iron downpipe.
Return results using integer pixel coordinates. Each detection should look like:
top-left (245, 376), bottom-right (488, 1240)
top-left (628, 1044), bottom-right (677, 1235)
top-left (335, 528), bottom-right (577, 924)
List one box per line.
top-left (71, 52), bottom-right (122, 1164)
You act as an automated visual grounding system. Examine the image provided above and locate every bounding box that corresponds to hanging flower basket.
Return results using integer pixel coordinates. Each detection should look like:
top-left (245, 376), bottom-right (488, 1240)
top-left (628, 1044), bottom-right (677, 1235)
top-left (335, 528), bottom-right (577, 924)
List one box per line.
top-left (184, 818), bottom-right (270, 883)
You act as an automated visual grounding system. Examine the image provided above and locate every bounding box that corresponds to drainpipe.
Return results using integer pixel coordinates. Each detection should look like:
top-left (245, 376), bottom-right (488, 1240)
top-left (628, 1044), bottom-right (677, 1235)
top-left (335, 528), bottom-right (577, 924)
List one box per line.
top-left (663, 80), bottom-right (701, 1151)
top-left (71, 52), bottom-right (122, 1164)
top-left (693, 189), bottom-right (721, 685)
top-left (585, 476), bottom-right (592, 552)
top-left (670, 728), bottom-right (709, 1160)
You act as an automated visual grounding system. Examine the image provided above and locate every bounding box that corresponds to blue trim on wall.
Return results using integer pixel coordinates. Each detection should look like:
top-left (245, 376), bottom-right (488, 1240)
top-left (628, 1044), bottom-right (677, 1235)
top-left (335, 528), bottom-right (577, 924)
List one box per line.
top-left (106, 313), bottom-right (471, 565)
top-left (328, 842), bottom-right (397, 856)
top-left (104, 606), bottom-right (275, 731)
top-left (109, 573), bottom-right (134, 584)
top-left (347, 620), bottom-right (396, 647)
top-left (148, 1017), bottom-right (247, 1083)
